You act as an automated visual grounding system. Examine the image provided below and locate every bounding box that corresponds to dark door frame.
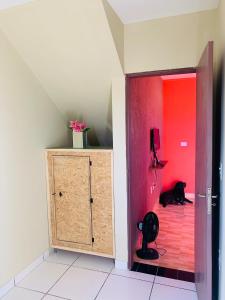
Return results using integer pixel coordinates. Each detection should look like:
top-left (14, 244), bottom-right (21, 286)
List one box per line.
top-left (125, 66), bottom-right (219, 299)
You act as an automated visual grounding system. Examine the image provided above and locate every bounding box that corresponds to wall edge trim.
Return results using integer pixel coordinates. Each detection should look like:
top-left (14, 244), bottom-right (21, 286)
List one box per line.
top-left (115, 259), bottom-right (128, 270)
top-left (0, 248), bottom-right (53, 298)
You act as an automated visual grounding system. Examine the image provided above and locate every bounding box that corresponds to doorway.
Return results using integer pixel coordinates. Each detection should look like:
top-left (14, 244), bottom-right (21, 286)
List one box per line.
top-left (127, 71), bottom-right (196, 277)
top-left (126, 40), bottom-right (219, 300)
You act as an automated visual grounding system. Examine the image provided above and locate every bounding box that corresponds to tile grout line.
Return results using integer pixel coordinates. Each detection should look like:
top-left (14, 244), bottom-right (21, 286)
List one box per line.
top-left (41, 252), bottom-right (81, 299)
top-left (149, 268), bottom-right (157, 300)
top-left (40, 251), bottom-right (81, 299)
top-left (71, 253), bottom-right (114, 274)
top-left (15, 284), bottom-right (45, 295)
top-left (43, 255), bottom-right (113, 300)
top-left (93, 264), bottom-right (114, 300)
top-left (70, 253), bottom-right (81, 265)
top-left (148, 282), bottom-right (154, 300)
top-left (154, 282), bottom-right (197, 292)
top-left (46, 293), bottom-right (71, 300)
top-left (111, 273), bottom-right (155, 284)
top-left (44, 261), bottom-right (76, 267)
top-left (9, 286), bottom-right (45, 298)
top-left (13, 259), bottom-right (73, 299)
top-left (41, 264), bottom-right (73, 299)
top-left (71, 265), bottom-right (112, 274)
top-left (44, 252), bottom-right (81, 265)
top-left (41, 254), bottom-right (114, 299)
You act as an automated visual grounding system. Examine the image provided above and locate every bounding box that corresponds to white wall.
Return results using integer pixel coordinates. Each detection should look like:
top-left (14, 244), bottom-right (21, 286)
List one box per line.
top-left (102, 0), bottom-right (124, 69)
top-left (124, 9), bottom-right (217, 74)
top-left (0, 0), bottom-right (124, 146)
top-left (0, 29), bottom-right (69, 286)
top-left (112, 76), bottom-right (128, 265)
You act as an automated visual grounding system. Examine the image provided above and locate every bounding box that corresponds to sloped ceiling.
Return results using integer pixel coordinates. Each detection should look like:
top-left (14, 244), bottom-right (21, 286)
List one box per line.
top-left (0, 0), bottom-right (34, 10)
top-left (0, 0), bottom-right (123, 145)
top-left (102, 0), bottom-right (124, 68)
top-left (107, 0), bottom-right (220, 23)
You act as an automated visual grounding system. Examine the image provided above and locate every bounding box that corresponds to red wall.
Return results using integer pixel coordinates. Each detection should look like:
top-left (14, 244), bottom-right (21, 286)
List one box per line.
top-left (128, 76), bottom-right (163, 255)
top-left (162, 78), bottom-right (196, 193)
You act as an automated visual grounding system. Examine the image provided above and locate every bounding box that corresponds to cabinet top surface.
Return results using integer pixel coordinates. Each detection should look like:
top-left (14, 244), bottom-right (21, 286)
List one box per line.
top-left (46, 148), bottom-right (113, 153)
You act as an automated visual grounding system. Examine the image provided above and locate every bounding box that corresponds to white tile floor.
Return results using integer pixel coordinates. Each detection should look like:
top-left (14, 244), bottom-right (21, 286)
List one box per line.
top-left (1, 250), bottom-right (198, 300)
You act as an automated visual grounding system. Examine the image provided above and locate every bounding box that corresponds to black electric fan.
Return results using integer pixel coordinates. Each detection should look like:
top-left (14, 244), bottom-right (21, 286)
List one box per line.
top-left (136, 212), bottom-right (159, 260)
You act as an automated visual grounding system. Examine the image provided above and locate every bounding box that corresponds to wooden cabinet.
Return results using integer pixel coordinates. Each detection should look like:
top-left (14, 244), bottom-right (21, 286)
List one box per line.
top-left (46, 149), bottom-right (114, 258)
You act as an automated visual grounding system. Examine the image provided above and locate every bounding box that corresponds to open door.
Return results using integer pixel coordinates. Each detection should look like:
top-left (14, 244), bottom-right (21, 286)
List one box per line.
top-left (195, 41), bottom-right (215, 300)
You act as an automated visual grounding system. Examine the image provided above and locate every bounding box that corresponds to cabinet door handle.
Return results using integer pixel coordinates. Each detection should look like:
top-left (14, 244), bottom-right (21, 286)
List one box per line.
top-left (52, 193), bottom-right (56, 196)
top-left (59, 192), bottom-right (63, 197)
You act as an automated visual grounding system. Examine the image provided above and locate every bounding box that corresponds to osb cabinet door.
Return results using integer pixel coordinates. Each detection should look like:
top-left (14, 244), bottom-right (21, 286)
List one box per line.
top-left (52, 155), bottom-right (92, 246)
top-left (90, 152), bottom-right (114, 256)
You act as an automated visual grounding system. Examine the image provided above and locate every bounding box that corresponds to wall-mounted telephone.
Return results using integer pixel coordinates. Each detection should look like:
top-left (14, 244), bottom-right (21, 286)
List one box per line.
top-left (150, 128), bottom-right (167, 169)
top-left (151, 128), bottom-right (160, 152)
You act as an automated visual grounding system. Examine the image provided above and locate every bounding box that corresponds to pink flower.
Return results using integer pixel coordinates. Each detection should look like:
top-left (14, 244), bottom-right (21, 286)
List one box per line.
top-left (69, 120), bottom-right (87, 132)
top-left (70, 121), bottom-right (77, 128)
top-left (80, 122), bottom-right (87, 130)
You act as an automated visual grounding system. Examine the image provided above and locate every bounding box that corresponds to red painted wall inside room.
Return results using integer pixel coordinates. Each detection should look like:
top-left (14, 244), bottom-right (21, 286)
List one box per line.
top-left (128, 76), bottom-right (163, 256)
top-left (162, 78), bottom-right (196, 194)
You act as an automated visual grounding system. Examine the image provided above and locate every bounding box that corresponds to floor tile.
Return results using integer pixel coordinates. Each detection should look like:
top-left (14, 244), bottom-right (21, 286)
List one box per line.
top-left (96, 274), bottom-right (152, 300)
top-left (49, 267), bottom-right (108, 300)
top-left (17, 261), bottom-right (68, 293)
top-left (1, 287), bottom-right (43, 300)
top-left (151, 284), bottom-right (198, 300)
top-left (45, 250), bottom-right (80, 266)
top-left (155, 276), bottom-right (196, 291)
top-left (73, 253), bottom-right (114, 272)
top-left (112, 268), bottom-right (154, 282)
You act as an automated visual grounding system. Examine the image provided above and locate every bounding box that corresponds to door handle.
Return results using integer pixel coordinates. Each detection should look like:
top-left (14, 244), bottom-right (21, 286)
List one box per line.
top-left (198, 194), bottom-right (206, 198)
top-left (197, 194), bottom-right (218, 199)
top-left (197, 195), bottom-right (217, 207)
top-left (198, 189), bottom-right (217, 215)
top-left (59, 192), bottom-right (63, 197)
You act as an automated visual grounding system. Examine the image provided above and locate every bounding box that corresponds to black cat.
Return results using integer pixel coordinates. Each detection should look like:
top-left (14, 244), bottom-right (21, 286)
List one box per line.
top-left (159, 181), bottom-right (193, 207)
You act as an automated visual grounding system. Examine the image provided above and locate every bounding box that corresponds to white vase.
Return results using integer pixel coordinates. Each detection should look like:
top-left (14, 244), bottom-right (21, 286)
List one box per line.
top-left (73, 131), bottom-right (84, 148)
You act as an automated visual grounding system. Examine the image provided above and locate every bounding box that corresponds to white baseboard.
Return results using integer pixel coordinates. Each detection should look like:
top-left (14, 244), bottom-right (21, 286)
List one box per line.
top-left (43, 248), bottom-right (54, 260)
top-left (0, 279), bottom-right (14, 299)
top-left (115, 260), bottom-right (128, 270)
top-left (14, 255), bottom-right (43, 285)
top-left (0, 248), bottom-right (53, 298)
